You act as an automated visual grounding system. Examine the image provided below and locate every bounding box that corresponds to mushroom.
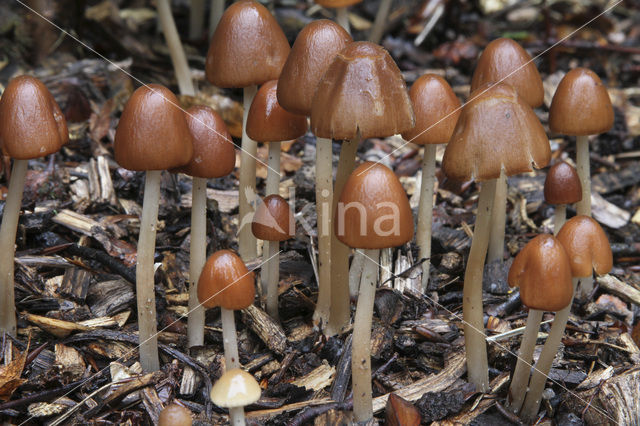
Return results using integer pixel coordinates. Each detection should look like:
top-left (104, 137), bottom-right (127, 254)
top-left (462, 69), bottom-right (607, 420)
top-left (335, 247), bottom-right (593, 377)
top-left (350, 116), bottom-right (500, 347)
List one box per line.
top-left (114, 84), bottom-right (193, 371)
top-left (0, 75), bottom-right (68, 336)
top-left (401, 74), bottom-right (461, 291)
top-left (334, 161), bottom-right (413, 422)
top-left (156, 0), bottom-right (195, 95)
top-left (206, 0), bottom-right (290, 262)
top-left (441, 82), bottom-right (550, 391)
top-left (543, 161), bottom-right (581, 235)
top-left (505, 234), bottom-right (573, 414)
top-left (158, 403), bottom-right (192, 426)
top-left (210, 368), bottom-right (261, 426)
top-left (314, 0), bottom-right (362, 32)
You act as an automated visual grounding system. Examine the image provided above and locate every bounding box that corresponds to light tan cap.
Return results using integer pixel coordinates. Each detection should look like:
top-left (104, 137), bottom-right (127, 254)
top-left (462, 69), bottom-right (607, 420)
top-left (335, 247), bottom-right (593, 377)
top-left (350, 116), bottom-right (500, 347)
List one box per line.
top-left (556, 215), bottom-right (612, 278)
top-left (210, 368), bottom-right (261, 408)
top-left (158, 403), bottom-right (192, 426)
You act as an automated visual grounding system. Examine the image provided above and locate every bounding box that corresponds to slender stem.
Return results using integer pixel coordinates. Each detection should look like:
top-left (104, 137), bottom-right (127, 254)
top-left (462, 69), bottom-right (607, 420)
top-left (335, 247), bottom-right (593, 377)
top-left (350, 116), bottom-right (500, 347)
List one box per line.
top-left (189, 0), bottom-right (205, 40)
top-left (187, 177), bottom-right (207, 347)
top-left (137, 170), bottom-right (162, 372)
top-left (416, 144), bottom-right (437, 292)
top-left (487, 170), bottom-right (507, 263)
top-left (209, 0), bottom-right (225, 38)
top-left (575, 135), bottom-right (591, 217)
top-left (506, 308), bottom-right (544, 414)
top-left (266, 240), bottom-right (280, 321)
top-left (335, 7), bottom-right (350, 33)
top-left (553, 204), bottom-right (566, 236)
top-left (348, 249), bottom-right (364, 300)
top-left (221, 307), bottom-right (240, 369)
top-left (463, 179), bottom-right (496, 392)
top-left (368, 0), bottom-right (393, 44)
top-left (238, 85), bottom-right (258, 262)
top-left (229, 407), bottom-right (245, 426)
top-left (351, 248), bottom-right (379, 422)
top-left (266, 142), bottom-right (280, 197)
top-left (0, 159), bottom-right (28, 336)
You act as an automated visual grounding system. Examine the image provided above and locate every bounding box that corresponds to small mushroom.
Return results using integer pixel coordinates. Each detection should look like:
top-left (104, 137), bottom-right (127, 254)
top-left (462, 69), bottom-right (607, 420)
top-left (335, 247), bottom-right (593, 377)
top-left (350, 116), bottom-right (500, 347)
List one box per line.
top-left (543, 161), bottom-right (581, 234)
top-left (158, 403), bottom-right (192, 426)
top-left (210, 368), bottom-right (261, 426)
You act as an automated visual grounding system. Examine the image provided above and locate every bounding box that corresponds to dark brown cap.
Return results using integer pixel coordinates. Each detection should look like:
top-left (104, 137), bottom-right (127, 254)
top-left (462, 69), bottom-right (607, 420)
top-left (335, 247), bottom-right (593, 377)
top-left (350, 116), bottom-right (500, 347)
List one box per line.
top-left (277, 19), bottom-right (352, 116)
top-left (508, 234), bottom-right (573, 311)
top-left (315, 0), bottom-right (362, 7)
top-left (556, 215), bottom-right (612, 278)
top-left (197, 250), bottom-right (255, 310)
top-left (158, 403), bottom-right (192, 426)
top-left (252, 194), bottom-right (295, 241)
top-left (544, 161), bottom-right (581, 205)
top-left (205, 1), bottom-right (290, 88)
top-left (246, 81), bottom-right (308, 142)
top-left (401, 74), bottom-right (461, 145)
top-left (470, 38), bottom-right (543, 108)
top-left (549, 68), bottom-right (614, 136)
top-left (0, 75), bottom-right (68, 159)
top-left (114, 84), bottom-right (193, 171)
top-left (311, 42), bottom-right (415, 140)
top-left (335, 161), bottom-right (413, 249)
top-left (441, 83), bottom-right (550, 182)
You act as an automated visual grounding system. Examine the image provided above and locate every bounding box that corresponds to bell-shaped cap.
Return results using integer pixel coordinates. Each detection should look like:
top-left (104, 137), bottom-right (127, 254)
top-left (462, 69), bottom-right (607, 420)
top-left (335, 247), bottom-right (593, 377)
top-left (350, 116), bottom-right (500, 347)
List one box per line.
top-left (549, 68), bottom-right (614, 136)
top-left (556, 215), bottom-right (612, 278)
top-left (0, 75), bottom-right (68, 159)
top-left (508, 234), bottom-right (573, 311)
top-left (442, 83), bottom-right (550, 182)
top-left (311, 42), bottom-right (415, 140)
top-left (470, 38), bottom-right (544, 108)
top-left (544, 161), bottom-right (581, 205)
top-left (335, 161), bottom-right (413, 249)
top-left (246, 81), bottom-right (308, 143)
top-left (205, 1), bottom-right (290, 88)
top-left (401, 74), bottom-right (461, 145)
top-left (277, 20), bottom-right (352, 116)
top-left (197, 250), bottom-right (255, 310)
top-left (210, 368), bottom-right (261, 408)
top-left (114, 85), bottom-right (193, 171)
top-left (158, 403), bottom-right (192, 426)
top-left (172, 106), bottom-right (235, 178)
top-left (252, 194), bottom-right (295, 241)
top-left (315, 0), bottom-right (362, 7)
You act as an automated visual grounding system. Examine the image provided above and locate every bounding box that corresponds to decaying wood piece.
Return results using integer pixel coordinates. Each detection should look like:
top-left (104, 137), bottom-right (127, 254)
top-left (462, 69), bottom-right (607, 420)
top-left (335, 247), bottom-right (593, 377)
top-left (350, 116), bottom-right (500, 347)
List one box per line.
top-left (430, 398), bottom-right (494, 426)
top-left (180, 187), bottom-right (239, 213)
top-left (330, 334), bottom-right (352, 402)
top-left (59, 267), bottom-right (92, 302)
top-left (290, 361), bottom-right (336, 391)
top-left (596, 274), bottom-right (640, 307)
top-left (86, 279), bottom-right (135, 317)
top-left (240, 304), bottom-right (287, 354)
top-left (25, 314), bottom-right (90, 338)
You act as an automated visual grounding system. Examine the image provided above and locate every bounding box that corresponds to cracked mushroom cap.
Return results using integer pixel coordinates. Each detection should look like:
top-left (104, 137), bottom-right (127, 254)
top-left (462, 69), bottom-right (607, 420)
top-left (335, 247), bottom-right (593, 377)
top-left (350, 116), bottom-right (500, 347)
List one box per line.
top-left (441, 83), bottom-right (550, 182)
top-left (210, 368), bottom-right (261, 408)
top-left (508, 234), bottom-right (573, 311)
top-left (0, 75), bottom-right (68, 159)
top-left (544, 161), bottom-right (582, 205)
top-left (470, 38), bottom-right (544, 108)
top-left (205, 0), bottom-right (290, 88)
top-left (197, 250), bottom-right (255, 310)
top-left (311, 42), bottom-right (415, 140)
top-left (549, 68), bottom-right (614, 136)
top-left (158, 403), bottom-right (192, 426)
top-left (556, 215), bottom-right (612, 278)
top-left (252, 194), bottom-right (295, 242)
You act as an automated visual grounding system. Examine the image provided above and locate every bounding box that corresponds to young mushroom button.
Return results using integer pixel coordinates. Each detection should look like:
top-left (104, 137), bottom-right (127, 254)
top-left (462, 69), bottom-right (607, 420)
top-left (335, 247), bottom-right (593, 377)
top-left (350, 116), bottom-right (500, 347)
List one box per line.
top-left (210, 368), bottom-right (261, 426)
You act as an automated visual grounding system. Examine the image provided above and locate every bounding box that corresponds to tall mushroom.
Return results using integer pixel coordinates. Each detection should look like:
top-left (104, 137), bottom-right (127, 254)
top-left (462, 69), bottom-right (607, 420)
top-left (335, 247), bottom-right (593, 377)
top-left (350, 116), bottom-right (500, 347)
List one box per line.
top-left (0, 75), bottom-right (68, 336)
top-left (543, 161), bottom-right (581, 235)
top-left (114, 84), bottom-right (193, 371)
top-left (441, 82), bottom-right (550, 391)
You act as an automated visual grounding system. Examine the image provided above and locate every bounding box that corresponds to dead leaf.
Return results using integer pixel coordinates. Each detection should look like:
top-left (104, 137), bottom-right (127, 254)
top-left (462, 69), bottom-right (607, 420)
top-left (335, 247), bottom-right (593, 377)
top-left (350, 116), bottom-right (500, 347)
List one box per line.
top-left (0, 343), bottom-right (29, 401)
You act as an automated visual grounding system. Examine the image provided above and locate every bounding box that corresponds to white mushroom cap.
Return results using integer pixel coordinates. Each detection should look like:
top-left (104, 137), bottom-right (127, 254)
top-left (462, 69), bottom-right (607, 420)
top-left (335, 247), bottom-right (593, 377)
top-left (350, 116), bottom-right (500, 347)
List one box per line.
top-left (210, 368), bottom-right (261, 408)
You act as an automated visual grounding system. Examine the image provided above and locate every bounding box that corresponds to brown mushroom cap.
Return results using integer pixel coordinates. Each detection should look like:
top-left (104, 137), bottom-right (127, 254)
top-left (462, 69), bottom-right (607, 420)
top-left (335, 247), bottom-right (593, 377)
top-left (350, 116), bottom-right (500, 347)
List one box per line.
top-left (401, 74), bottom-right (461, 145)
top-left (311, 41), bottom-right (415, 140)
top-left (508, 234), bottom-right (573, 311)
top-left (276, 20), bottom-right (352, 116)
top-left (0, 75), bottom-right (68, 159)
top-left (172, 106), bottom-right (235, 178)
top-left (158, 403), bottom-right (192, 426)
top-left (470, 38), bottom-right (544, 108)
top-left (544, 161), bottom-right (582, 205)
top-left (205, 0), bottom-right (290, 88)
top-left (549, 68), bottom-right (614, 136)
top-left (335, 161), bottom-right (413, 249)
top-left (210, 368), bottom-right (261, 408)
top-left (197, 250), bottom-right (255, 310)
top-left (246, 81), bottom-right (308, 142)
top-left (252, 194), bottom-right (295, 242)
top-left (114, 84), bottom-right (193, 171)
top-left (441, 82), bottom-right (550, 182)
top-left (315, 0), bottom-right (362, 7)
top-left (556, 215), bottom-right (612, 278)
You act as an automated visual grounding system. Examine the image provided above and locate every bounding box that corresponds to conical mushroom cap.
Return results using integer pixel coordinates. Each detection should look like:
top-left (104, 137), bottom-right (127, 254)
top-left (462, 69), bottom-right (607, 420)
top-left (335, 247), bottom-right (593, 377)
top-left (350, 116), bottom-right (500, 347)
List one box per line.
top-left (252, 194), bottom-right (295, 241)
top-left (210, 368), bottom-right (261, 408)
top-left (549, 68), bottom-right (614, 136)
top-left (470, 38), bottom-right (544, 108)
top-left (158, 404), bottom-right (192, 426)
top-left (442, 83), bottom-right (550, 182)
top-left (277, 20), bottom-right (352, 116)
top-left (197, 250), bottom-right (255, 310)
top-left (246, 81), bottom-right (308, 142)
top-left (315, 0), bottom-right (362, 7)
top-left (114, 84), bottom-right (193, 171)
top-left (508, 234), bottom-right (573, 311)
top-left (401, 74), bottom-right (461, 145)
top-left (556, 215), bottom-right (612, 278)
top-left (544, 161), bottom-right (581, 205)
top-left (311, 42), bottom-right (415, 140)
top-left (205, 0), bottom-right (290, 88)
top-left (0, 75), bottom-right (68, 159)
top-left (335, 161), bottom-right (413, 249)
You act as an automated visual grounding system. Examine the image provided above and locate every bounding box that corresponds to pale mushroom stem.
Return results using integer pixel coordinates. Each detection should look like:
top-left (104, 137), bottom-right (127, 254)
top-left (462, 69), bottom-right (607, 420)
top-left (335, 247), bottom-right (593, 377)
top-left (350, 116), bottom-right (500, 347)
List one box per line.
top-left (187, 177), bottom-right (207, 347)
top-left (553, 204), bottom-right (566, 236)
top-left (0, 159), bottom-right (28, 336)
top-left (348, 249), bottom-right (364, 300)
top-left (335, 7), bottom-right (350, 33)
top-left (506, 308), bottom-right (544, 414)
top-left (229, 407), bottom-right (245, 426)
top-left (209, 0), bottom-right (225, 38)
top-left (487, 170), bottom-right (507, 263)
top-left (416, 144), bottom-right (437, 292)
top-left (238, 85), bottom-right (259, 262)
top-left (157, 0), bottom-right (196, 96)
top-left (220, 307), bottom-right (240, 369)
top-left (352, 248), bottom-right (380, 422)
top-left (137, 170), bottom-right (162, 372)
top-left (265, 240), bottom-right (280, 321)
top-left (575, 135), bottom-right (593, 297)
top-left (263, 141), bottom-right (281, 319)
top-left (520, 278), bottom-right (579, 421)
top-left (368, 0), bottom-right (393, 44)
top-left (463, 178), bottom-right (496, 392)
top-left (189, 0), bottom-right (205, 39)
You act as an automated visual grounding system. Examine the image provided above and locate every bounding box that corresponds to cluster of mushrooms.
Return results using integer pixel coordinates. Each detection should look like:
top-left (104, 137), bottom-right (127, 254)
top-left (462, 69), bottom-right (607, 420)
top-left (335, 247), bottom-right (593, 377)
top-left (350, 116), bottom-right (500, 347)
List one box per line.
top-left (0, 0), bottom-right (619, 424)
